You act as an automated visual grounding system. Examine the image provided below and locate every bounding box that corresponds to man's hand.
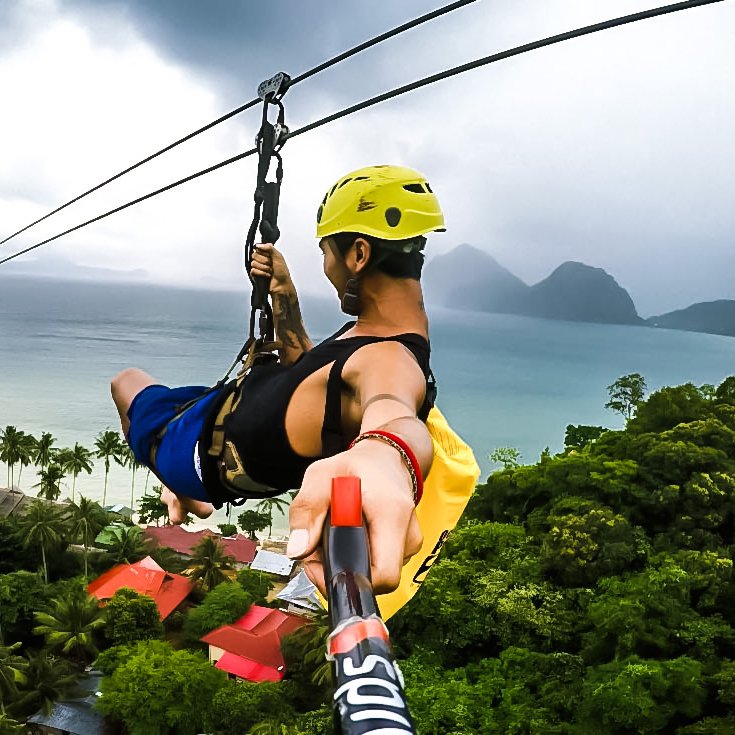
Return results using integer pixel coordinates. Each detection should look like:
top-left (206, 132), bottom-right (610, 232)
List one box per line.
top-left (287, 441), bottom-right (423, 596)
top-left (250, 242), bottom-right (312, 364)
top-left (250, 243), bottom-right (294, 295)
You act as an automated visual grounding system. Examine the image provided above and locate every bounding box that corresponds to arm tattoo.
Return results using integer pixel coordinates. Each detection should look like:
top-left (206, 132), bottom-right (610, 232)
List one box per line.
top-left (272, 291), bottom-right (313, 359)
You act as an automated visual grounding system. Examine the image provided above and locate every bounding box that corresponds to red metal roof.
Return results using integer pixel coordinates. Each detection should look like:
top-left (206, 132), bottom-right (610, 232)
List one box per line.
top-left (87, 556), bottom-right (193, 620)
top-left (201, 605), bottom-right (308, 682)
top-left (214, 651), bottom-right (283, 683)
top-left (232, 605), bottom-right (271, 630)
top-left (202, 627), bottom-right (285, 668)
top-left (234, 605), bottom-right (305, 637)
top-left (143, 526), bottom-right (257, 564)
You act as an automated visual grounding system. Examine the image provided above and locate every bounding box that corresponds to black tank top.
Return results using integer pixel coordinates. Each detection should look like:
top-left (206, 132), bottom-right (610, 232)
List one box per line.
top-left (214, 321), bottom-right (433, 492)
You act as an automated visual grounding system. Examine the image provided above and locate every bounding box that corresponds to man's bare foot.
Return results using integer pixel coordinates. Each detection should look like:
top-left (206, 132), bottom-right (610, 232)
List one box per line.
top-left (160, 486), bottom-right (214, 525)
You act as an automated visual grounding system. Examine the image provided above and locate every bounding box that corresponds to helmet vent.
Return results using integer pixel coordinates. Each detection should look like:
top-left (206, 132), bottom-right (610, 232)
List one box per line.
top-left (425, 182), bottom-right (433, 193)
top-left (353, 176), bottom-right (370, 181)
top-left (385, 207), bottom-right (402, 227)
top-left (316, 205), bottom-right (323, 223)
top-left (338, 178), bottom-right (352, 189)
top-left (403, 183), bottom-right (425, 194)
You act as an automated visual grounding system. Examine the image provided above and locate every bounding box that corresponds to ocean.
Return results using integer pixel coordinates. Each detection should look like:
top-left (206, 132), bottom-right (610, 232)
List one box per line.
top-left (2, 274), bottom-right (735, 535)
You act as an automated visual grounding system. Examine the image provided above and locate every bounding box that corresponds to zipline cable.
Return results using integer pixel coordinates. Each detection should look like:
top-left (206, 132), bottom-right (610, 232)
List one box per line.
top-left (0, 0), bottom-right (723, 268)
top-left (0, 0), bottom-right (477, 247)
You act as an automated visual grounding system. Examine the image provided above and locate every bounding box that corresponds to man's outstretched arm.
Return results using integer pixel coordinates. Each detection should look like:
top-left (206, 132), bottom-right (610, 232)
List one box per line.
top-left (250, 243), bottom-right (313, 365)
top-left (288, 341), bottom-right (431, 595)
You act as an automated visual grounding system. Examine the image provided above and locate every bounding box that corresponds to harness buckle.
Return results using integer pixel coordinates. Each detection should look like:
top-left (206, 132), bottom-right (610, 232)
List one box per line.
top-left (257, 72), bottom-right (291, 101)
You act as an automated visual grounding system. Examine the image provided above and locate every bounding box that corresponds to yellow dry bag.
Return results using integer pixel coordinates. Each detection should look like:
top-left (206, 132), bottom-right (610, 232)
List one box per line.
top-left (377, 405), bottom-right (479, 619)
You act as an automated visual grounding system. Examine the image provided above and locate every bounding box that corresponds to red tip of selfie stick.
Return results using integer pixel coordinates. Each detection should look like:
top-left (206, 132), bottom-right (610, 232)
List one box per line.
top-left (331, 476), bottom-right (362, 527)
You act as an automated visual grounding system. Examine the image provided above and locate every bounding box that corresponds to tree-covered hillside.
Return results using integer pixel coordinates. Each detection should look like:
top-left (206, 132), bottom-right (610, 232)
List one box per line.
top-left (390, 376), bottom-right (735, 734)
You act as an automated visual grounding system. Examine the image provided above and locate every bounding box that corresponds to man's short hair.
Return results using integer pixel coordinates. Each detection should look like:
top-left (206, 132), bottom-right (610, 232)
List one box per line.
top-left (331, 232), bottom-right (426, 280)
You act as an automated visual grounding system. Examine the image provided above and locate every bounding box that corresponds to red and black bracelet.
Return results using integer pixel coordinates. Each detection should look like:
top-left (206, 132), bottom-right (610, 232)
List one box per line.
top-left (348, 430), bottom-right (423, 505)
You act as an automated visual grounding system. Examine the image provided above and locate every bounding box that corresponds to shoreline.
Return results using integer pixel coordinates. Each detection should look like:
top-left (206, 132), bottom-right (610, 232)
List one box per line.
top-left (0, 483), bottom-right (291, 543)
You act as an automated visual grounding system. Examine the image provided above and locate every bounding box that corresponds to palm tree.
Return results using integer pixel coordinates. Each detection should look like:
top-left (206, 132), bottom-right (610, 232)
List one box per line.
top-left (0, 712), bottom-right (24, 734)
top-left (14, 434), bottom-right (34, 491)
top-left (103, 525), bottom-right (148, 564)
top-left (66, 496), bottom-right (107, 578)
top-left (34, 464), bottom-right (65, 502)
top-left (53, 447), bottom-right (73, 493)
top-left (147, 545), bottom-right (187, 574)
top-left (284, 611), bottom-right (332, 687)
top-left (256, 495), bottom-right (291, 538)
top-left (33, 588), bottom-right (106, 665)
top-left (0, 427), bottom-right (25, 492)
top-left (17, 499), bottom-right (66, 583)
top-left (30, 432), bottom-right (56, 474)
top-left (94, 430), bottom-right (125, 507)
top-left (59, 443), bottom-right (94, 503)
top-left (137, 488), bottom-right (167, 527)
top-left (11, 651), bottom-right (80, 718)
top-left (186, 536), bottom-right (236, 591)
top-left (120, 443), bottom-right (144, 508)
top-left (0, 643), bottom-right (26, 715)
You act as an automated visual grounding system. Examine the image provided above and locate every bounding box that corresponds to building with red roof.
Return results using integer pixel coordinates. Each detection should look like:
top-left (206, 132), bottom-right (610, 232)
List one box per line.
top-left (143, 526), bottom-right (257, 565)
top-left (87, 556), bottom-right (193, 620)
top-left (201, 605), bottom-right (308, 683)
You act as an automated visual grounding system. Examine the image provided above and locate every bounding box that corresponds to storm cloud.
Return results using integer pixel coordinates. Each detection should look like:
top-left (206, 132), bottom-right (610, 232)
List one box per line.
top-left (1, 0), bottom-right (733, 315)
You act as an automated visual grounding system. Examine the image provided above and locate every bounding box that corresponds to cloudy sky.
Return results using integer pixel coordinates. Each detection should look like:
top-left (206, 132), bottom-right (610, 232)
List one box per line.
top-left (0, 0), bottom-right (732, 315)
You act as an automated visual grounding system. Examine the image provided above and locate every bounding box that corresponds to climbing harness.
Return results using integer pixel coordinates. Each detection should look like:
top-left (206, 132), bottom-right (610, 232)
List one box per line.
top-left (150, 73), bottom-right (294, 507)
top-left (217, 70), bottom-right (291, 380)
top-left (199, 72), bottom-right (296, 506)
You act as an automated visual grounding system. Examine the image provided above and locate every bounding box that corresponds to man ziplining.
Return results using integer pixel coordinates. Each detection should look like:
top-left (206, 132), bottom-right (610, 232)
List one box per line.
top-left (111, 164), bottom-right (449, 594)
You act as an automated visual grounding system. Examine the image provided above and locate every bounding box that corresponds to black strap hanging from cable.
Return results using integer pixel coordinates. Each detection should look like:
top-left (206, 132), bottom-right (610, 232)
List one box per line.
top-left (211, 72), bottom-right (291, 390)
top-left (244, 71), bottom-right (291, 345)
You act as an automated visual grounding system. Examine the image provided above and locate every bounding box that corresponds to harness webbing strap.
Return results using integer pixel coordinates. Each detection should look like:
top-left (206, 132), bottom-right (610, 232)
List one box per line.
top-left (208, 391), bottom-right (236, 459)
top-left (210, 73), bottom-right (290, 399)
top-left (322, 352), bottom-right (354, 457)
top-left (208, 338), bottom-right (282, 459)
top-left (243, 74), bottom-right (290, 345)
top-left (320, 335), bottom-right (436, 458)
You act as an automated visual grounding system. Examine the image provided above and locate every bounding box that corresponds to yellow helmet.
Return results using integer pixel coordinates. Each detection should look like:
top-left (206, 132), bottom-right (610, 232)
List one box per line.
top-left (316, 165), bottom-right (445, 246)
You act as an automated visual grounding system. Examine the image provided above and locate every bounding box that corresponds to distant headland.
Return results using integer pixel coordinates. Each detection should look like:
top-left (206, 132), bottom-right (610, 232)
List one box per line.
top-left (423, 244), bottom-right (735, 338)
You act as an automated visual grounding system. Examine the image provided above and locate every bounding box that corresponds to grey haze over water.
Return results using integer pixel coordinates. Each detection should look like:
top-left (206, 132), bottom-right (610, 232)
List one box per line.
top-left (2, 275), bottom-right (735, 532)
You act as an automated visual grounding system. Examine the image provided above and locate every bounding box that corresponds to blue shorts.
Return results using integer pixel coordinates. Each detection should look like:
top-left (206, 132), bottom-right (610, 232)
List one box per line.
top-left (127, 384), bottom-right (222, 502)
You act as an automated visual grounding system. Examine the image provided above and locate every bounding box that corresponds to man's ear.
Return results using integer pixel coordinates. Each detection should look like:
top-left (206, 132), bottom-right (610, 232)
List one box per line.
top-left (352, 237), bottom-right (372, 274)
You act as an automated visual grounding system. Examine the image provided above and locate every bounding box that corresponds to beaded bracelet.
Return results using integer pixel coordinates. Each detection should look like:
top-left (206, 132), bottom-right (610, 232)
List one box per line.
top-left (348, 430), bottom-right (423, 505)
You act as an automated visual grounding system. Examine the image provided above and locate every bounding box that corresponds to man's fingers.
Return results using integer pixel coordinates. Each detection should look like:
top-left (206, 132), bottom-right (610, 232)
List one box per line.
top-left (366, 500), bottom-right (416, 594)
top-left (250, 265), bottom-right (272, 278)
top-left (251, 253), bottom-right (272, 273)
top-left (287, 470), bottom-right (331, 561)
top-left (404, 511), bottom-right (423, 561)
top-left (251, 252), bottom-right (271, 266)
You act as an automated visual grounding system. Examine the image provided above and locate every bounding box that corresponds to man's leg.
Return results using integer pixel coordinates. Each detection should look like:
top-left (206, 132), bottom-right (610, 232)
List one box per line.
top-left (111, 367), bottom-right (157, 438)
top-left (111, 368), bottom-right (213, 523)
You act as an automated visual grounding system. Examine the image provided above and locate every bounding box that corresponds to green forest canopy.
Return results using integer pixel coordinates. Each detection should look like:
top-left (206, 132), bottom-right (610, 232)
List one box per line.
top-left (2, 375), bottom-right (735, 734)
